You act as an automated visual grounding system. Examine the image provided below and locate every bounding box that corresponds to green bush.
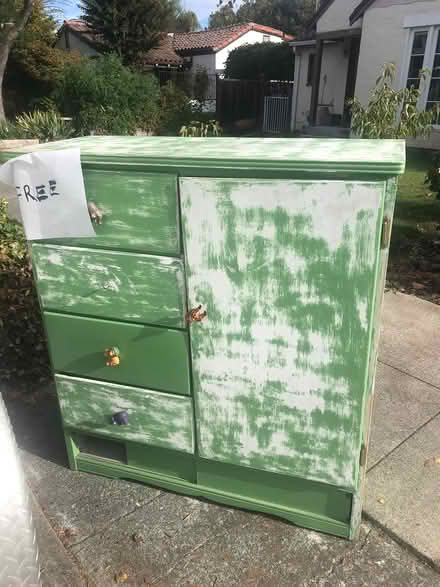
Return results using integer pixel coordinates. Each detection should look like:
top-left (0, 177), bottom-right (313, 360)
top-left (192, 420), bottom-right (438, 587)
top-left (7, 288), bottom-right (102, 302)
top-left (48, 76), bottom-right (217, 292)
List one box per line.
top-left (225, 42), bottom-right (294, 81)
top-left (0, 199), bottom-right (50, 387)
top-left (424, 152), bottom-right (440, 199)
top-left (158, 81), bottom-right (192, 134)
top-left (0, 120), bottom-right (28, 140)
top-left (348, 63), bottom-right (440, 139)
top-left (15, 110), bottom-right (74, 142)
top-left (54, 55), bottom-right (161, 135)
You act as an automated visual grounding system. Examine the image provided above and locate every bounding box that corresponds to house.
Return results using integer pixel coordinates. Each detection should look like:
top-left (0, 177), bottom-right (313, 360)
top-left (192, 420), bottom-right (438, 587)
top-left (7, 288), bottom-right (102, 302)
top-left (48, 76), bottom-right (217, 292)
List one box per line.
top-left (172, 23), bottom-right (293, 76)
top-left (56, 20), bottom-right (292, 74)
top-left (56, 20), bottom-right (185, 69)
top-left (57, 20), bottom-right (293, 113)
top-left (290, 0), bottom-right (440, 148)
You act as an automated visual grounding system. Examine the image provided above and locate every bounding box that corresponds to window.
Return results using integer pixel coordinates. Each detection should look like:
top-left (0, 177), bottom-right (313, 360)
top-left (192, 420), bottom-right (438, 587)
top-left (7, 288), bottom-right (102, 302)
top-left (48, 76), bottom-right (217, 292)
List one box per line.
top-left (405, 26), bottom-right (440, 123)
top-left (263, 35), bottom-right (270, 43)
top-left (307, 53), bottom-right (315, 86)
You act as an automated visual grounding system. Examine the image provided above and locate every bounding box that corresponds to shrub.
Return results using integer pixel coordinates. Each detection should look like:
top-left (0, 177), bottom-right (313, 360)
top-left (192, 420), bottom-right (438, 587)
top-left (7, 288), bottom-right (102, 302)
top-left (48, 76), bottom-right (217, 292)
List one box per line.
top-left (348, 63), bottom-right (440, 139)
top-left (15, 110), bottom-right (74, 142)
top-left (54, 55), bottom-right (161, 135)
top-left (225, 42), bottom-right (294, 81)
top-left (424, 152), bottom-right (440, 199)
top-left (0, 120), bottom-right (28, 140)
top-left (0, 199), bottom-right (50, 388)
top-left (158, 81), bottom-right (192, 135)
top-left (179, 120), bottom-right (223, 137)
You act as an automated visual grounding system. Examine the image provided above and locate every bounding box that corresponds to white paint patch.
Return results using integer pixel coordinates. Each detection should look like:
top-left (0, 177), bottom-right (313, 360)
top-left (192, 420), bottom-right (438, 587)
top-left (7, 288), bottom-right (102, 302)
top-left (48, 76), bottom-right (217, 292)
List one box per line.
top-left (181, 177), bottom-right (382, 489)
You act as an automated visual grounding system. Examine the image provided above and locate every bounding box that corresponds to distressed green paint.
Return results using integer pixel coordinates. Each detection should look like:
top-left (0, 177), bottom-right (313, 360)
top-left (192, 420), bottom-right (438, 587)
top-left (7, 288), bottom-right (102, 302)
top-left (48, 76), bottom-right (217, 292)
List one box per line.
top-left (32, 244), bottom-right (186, 327)
top-left (2, 136), bottom-right (405, 540)
top-left (56, 375), bottom-right (194, 453)
top-left (45, 312), bottom-right (191, 395)
top-left (0, 136), bottom-right (406, 176)
top-left (38, 170), bottom-right (180, 255)
top-left (181, 178), bottom-right (385, 489)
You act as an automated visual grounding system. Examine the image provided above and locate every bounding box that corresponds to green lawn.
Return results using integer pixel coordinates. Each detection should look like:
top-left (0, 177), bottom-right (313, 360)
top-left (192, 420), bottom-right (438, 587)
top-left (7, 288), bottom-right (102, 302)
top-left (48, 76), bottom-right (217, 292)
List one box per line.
top-left (390, 148), bottom-right (440, 259)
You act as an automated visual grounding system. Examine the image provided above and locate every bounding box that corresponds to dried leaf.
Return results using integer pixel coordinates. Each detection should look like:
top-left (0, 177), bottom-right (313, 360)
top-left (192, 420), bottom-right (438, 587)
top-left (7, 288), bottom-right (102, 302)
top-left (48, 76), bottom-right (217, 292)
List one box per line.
top-left (115, 571), bottom-right (129, 583)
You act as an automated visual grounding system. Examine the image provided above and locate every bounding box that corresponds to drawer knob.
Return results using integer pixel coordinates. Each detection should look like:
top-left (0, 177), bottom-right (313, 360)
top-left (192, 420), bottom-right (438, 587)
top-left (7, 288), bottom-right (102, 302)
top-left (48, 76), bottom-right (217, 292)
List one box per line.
top-left (186, 304), bottom-right (207, 324)
top-left (88, 201), bottom-right (104, 224)
top-left (104, 346), bottom-right (120, 367)
top-left (112, 410), bottom-right (128, 426)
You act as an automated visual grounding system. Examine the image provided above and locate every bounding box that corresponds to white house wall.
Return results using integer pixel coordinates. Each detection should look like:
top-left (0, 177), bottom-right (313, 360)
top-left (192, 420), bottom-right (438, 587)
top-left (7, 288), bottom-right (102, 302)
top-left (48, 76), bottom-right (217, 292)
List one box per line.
top-left (215, 30), bottom-right (284, 73)
top-left (354, 0), bottom-right (440, 149)
top-left (293, 42), bottom-right (349, 130)
top-left (191, 53), bottom-right (217, 76)
top-left (317, 0), bottom-right (363, 32)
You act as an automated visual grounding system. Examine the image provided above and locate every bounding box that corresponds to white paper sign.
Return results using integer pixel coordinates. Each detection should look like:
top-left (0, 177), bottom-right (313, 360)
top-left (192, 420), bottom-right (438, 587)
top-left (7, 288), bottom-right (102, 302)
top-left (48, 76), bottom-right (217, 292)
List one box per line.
top-left (0, 148), bottom-right (95, 240)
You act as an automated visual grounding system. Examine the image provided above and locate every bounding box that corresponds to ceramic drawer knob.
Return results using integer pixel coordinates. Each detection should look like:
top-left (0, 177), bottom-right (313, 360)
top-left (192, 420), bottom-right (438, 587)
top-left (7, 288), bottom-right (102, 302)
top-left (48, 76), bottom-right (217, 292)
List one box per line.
top-left (186, 304), bottom-right (207, 324)
top-left (112, 410), bottom-right (129, 426)
top-left (104, 346), bottom-right (120, 367)
top-left (88, 201), bottom-right (104, 224)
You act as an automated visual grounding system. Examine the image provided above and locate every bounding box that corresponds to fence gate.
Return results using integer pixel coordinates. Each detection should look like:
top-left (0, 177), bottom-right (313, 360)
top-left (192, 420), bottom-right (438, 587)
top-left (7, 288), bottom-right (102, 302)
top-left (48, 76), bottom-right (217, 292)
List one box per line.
top-left (263, 96), bottom-right (290, 133)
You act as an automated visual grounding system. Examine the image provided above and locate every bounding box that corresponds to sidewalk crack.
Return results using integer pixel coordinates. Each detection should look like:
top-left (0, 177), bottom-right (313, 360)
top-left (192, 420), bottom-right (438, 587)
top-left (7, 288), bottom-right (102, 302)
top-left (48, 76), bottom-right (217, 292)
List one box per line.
top-left (377, 359), bottom-right (440, 392)
top-left (367, 406), bottom-right (440, 474)
top-left (69, 491), bottom-right (164, 554)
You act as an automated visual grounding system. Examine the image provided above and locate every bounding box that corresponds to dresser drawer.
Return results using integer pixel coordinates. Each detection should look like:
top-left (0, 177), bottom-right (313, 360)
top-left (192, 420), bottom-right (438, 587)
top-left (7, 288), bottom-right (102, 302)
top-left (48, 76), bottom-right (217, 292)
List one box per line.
top-left (39, 170), bottom-right (180, 255)
top-left (33, 244), bottom-right (186, 328)
top-left (56, 375), bottom-right (194, 453)
top-left (45, 313), bottom-right (191, 395)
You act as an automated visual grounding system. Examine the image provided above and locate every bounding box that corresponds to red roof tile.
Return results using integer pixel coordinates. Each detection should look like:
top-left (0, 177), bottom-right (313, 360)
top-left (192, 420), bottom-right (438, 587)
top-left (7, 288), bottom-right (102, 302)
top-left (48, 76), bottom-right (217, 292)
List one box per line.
top-left (61, 20), bottom-right (293, 64)
top-left (144, 34), bottom-right (183, 66)
top-left (174, 22), bottom-right (293, 53)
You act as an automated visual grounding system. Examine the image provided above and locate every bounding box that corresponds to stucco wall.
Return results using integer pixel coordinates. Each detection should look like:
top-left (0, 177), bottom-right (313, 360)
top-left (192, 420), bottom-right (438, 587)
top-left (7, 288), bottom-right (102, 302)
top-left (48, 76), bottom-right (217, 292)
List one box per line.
top-left (293, 42), bottom-right (349, 130)
top-left (317, 0), bottom-right (363, 32)
top-left (354, 0), bottom-right (440, 148)
top-left (215, 30), bottom-right (284, 72)
top-left (191, 53), bottom-right (216, 76)
top-left (56, 30), bottom-right (100, 57)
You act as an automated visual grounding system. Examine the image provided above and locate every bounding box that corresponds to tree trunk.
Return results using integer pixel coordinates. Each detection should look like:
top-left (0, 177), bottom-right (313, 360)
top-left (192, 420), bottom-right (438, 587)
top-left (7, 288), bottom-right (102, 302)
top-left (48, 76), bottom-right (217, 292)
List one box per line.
top-left (0, 41), bottom-right (10, 121)
top-left (0, 0), bottom-right (35, 121)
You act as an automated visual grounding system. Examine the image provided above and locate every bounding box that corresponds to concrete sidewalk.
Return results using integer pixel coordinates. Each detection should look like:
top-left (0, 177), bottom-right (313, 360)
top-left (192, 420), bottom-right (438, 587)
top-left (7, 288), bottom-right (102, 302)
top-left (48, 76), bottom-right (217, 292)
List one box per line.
top-left (4, 291), bottom-right (440, 586)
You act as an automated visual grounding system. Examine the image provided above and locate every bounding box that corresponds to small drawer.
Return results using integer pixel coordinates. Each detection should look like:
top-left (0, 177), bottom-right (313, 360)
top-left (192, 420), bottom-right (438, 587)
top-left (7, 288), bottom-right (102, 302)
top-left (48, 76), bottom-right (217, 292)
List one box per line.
top-left (39, 170), bottom-right (180, 255)
top-left (45, 312), bottom-right (191, 396)
top-left (56, 375), bottom-right (194, 454)
top-left (32, 244), bottom-right (186, 328)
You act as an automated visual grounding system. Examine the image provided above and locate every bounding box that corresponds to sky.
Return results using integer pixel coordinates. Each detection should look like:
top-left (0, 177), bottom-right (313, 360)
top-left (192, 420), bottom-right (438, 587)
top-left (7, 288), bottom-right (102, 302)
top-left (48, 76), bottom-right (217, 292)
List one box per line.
top-left (60, 0), bottom-right (228, 28)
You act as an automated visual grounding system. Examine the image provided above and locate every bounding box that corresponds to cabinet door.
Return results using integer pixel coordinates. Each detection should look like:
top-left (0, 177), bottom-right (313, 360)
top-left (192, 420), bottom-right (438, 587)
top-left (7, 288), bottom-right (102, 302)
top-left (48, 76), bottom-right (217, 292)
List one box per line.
top-left (180, 178), bottom-right (385, 489)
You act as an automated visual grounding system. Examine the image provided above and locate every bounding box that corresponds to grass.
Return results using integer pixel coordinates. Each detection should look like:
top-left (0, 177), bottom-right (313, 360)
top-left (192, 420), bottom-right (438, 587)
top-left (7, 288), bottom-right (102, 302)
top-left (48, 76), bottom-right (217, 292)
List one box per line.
top-left (390, 148), bottom-right (440, 260)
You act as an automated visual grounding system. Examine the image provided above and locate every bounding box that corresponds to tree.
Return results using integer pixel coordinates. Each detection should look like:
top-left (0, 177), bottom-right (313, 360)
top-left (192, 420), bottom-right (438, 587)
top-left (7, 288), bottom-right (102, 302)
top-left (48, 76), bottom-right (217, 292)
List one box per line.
top-left (213, 0), bottom-right (317, 37)
top-left (208, 5), bottom-right (237, 29)
top-left (174, 10), bottom-right (199, 32)
top-left (79, 0), bottom-right (173, 66)
top-left (225, 41), bottom-right (294, 80)
top-left (6, 0), bottom-right (80, 106)
top-left (348, 63), bottom-right (440, 139)
top-left (0, 0), bottom-right (35, 120)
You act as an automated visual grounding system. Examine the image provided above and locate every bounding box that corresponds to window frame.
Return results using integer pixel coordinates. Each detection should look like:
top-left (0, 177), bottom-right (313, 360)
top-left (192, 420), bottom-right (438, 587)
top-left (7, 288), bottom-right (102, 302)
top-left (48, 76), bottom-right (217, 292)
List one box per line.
top-left (401, 24), bottom-right (440, 125)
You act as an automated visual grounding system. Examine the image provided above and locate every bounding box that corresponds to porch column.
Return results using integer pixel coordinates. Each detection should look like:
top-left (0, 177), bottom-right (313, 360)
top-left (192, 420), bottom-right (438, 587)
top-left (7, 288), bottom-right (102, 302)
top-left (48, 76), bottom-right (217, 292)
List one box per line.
top-left (309, 39), bottom-right (323, 126)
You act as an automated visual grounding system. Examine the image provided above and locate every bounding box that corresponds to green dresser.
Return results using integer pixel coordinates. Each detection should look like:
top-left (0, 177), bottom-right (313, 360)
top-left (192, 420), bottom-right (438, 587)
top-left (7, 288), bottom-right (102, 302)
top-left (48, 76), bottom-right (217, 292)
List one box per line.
top-left (1, 137), bottom-right (406, 539)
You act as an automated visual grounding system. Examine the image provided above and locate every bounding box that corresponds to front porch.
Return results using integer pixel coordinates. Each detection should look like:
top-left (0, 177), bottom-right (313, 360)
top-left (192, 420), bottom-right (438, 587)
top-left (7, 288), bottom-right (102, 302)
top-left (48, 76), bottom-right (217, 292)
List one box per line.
top-left (291, 27), bottom-right (361, 135)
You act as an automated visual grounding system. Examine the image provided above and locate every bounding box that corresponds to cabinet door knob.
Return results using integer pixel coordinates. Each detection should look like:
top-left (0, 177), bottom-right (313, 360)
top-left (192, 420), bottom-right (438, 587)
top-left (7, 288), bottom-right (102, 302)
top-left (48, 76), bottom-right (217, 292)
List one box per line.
top-left (104, 346), bottom-right (120, 366)
top-left (186, 304), bottom-right (207, 324)
top-left (112, 410), bottom-right (128, 425)
top-left (88, 201), bottom-right (104, 224)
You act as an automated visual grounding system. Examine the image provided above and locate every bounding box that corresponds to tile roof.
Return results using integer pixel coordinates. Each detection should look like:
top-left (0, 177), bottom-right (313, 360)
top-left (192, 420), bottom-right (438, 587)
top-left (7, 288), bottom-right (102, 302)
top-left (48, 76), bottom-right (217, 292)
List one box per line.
top-left (63, 19), bottom-right (102, 48)
top-left (174, 22), bottom-right (293, 53)
top-left (61, 20), bottom-right (293, 64)
top-left (143, 34), bottom-right (184, 66)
